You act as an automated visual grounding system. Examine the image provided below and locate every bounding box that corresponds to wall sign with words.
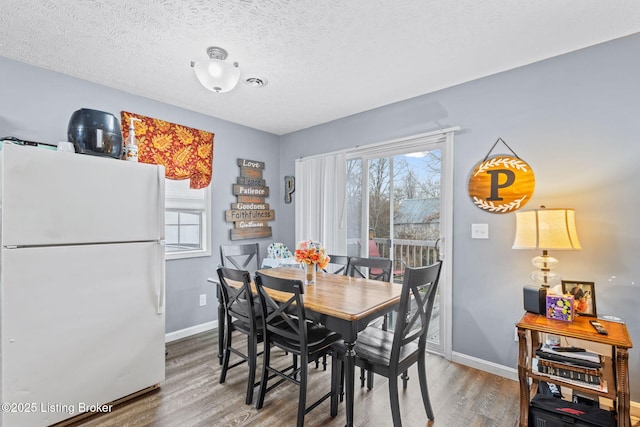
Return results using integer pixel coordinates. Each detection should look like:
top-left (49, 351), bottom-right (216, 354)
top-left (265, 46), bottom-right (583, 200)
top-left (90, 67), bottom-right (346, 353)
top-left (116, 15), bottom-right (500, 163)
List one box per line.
top-left (225, 158), bottom-right (274, 240)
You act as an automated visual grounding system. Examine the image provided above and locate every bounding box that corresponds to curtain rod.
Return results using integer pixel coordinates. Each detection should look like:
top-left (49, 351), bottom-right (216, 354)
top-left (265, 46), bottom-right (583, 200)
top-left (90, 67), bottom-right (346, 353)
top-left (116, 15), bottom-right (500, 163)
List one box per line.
top-left (296, 126), bottom-right (460, 162)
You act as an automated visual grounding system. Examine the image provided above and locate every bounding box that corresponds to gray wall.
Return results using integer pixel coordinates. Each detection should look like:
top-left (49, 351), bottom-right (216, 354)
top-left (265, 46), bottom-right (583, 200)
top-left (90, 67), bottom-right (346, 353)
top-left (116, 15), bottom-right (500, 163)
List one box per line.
top-left (278, 33), bottom-right (640, 400)
top-left (2, 31), bottom-right (639, 401)
top-left (0, 56), bottom-right (280, 334)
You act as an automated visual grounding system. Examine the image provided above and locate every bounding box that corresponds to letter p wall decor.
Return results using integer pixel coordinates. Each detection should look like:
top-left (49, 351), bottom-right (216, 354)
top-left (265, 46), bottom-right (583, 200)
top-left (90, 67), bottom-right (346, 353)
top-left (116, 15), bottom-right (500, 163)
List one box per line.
top-left (467, 138), bottom-right (535, 214)
top-left (284, 176), bottom-right (295, 203)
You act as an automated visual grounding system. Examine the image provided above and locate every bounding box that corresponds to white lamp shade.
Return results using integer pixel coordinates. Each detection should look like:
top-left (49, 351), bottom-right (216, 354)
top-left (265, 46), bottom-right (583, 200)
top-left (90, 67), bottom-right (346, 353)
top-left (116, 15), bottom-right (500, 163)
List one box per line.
top-left (193, 59), bottom-right (241, 93)
top-left (512, 208), bottom-right (581, 250)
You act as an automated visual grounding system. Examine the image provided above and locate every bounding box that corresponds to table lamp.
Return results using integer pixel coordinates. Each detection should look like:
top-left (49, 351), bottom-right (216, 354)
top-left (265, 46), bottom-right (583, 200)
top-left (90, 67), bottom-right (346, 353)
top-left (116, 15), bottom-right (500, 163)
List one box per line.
top-left (512, 207), bottom-right (581, 288)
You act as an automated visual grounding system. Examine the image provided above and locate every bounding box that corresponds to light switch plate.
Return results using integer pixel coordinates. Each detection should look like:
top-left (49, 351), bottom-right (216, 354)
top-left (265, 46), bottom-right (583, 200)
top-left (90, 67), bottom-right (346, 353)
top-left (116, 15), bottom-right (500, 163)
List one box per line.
top-left (471, 223), bottom-right (489, 239)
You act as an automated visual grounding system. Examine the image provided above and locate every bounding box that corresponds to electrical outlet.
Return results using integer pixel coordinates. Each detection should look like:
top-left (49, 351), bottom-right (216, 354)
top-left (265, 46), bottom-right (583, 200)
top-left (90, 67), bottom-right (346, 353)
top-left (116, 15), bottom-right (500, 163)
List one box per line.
top-left (199, 294), bottom-right (207, 306)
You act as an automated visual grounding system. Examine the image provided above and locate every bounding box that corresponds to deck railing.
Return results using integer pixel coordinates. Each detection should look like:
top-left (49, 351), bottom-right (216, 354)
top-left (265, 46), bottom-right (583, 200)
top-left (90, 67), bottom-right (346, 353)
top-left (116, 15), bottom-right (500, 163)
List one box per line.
top-left (372, 237), bottom-right (439, 273)
top-left (347, 237), bottom-right (439, 277)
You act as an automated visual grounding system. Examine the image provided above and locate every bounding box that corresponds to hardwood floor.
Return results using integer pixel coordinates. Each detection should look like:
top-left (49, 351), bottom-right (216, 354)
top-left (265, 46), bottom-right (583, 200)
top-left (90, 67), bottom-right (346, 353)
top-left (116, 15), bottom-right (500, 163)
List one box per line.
top-left (62, 329), bottom-right (522, 427)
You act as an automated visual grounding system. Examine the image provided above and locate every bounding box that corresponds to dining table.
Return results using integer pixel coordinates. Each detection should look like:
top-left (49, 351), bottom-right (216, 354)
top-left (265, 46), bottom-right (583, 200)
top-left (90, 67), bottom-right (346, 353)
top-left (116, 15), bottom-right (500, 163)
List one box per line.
top-left (249, 267), bottom-right (403, 427)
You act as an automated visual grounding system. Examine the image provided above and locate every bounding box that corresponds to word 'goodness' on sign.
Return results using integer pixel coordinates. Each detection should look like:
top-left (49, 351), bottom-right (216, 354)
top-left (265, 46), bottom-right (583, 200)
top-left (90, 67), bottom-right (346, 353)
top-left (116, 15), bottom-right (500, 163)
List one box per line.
top-left (225, 158), bottom-right (273, 240)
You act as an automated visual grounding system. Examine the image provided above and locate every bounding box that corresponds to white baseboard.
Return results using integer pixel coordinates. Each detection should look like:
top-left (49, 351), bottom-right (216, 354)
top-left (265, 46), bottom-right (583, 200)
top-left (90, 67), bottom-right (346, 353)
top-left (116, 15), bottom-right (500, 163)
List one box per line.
top-left (451, 351), bottom-right (519, 382)
top-left (451, 351), bottom-right (640, 418)
top-left (165, 320), bottom-right (217, 343)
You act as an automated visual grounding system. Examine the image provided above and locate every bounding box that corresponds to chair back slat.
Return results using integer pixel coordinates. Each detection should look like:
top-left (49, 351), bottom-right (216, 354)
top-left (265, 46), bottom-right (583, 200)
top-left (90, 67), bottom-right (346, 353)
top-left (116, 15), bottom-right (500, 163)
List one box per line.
top-left (217, 267), bottom-right (259, 332)
top-left (346, 256), bottom-right (393, 282)
top-left (392, 261), bottom-right (443, 360)
top-left (255, 272), bottom-right (308, 347)
top-left (324, 254), bottom-right (349, 275)
top-left (220, 243), bottom-right (260, 275)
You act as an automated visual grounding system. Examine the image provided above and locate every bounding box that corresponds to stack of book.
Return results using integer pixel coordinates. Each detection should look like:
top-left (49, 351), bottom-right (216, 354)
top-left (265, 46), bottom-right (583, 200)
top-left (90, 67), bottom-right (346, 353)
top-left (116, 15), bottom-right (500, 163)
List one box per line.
top-left (533, 344), bottom-right (606, 392)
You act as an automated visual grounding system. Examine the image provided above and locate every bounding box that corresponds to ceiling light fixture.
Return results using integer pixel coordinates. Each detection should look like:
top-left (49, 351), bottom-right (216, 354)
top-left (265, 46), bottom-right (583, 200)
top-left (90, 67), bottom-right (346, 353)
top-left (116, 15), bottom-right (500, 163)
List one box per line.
top-left (191, 46), bottom-right (240, 93)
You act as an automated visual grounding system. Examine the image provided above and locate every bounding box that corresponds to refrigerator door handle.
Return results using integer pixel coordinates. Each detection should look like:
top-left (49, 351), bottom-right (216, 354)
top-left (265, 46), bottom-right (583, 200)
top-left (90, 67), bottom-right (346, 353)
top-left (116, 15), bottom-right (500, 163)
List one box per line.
top-left (157, 166), bottom-right (166, 239)
top-left (155, 166), bottom-right (166, 315)
top-left (157, 241), bottom-right (166, 315)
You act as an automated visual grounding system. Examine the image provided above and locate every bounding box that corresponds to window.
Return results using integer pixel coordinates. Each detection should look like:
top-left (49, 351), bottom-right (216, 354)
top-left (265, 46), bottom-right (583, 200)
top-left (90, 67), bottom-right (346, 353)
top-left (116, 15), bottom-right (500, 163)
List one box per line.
top-left (164, 178), bottom-right (211, 260)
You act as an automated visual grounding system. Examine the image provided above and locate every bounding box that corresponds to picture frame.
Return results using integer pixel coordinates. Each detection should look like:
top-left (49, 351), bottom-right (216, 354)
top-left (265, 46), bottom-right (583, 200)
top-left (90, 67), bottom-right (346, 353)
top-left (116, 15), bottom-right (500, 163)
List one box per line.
top-left (561, 280), bottom-right (597, 317)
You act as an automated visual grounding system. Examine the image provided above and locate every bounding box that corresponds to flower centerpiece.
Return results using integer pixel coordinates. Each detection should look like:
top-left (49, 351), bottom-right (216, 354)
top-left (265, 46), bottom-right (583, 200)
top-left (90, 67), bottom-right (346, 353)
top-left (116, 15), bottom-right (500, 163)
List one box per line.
top-left (294, 240), bottom-right (330, 285)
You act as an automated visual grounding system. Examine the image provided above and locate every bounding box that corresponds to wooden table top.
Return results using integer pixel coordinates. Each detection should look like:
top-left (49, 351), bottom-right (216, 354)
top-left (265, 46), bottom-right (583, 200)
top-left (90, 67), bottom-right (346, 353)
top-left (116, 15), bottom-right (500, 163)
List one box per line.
top-left (255, 268), bottom-right (403, 322)
top-left (516, 312), bottom-right (632, 349)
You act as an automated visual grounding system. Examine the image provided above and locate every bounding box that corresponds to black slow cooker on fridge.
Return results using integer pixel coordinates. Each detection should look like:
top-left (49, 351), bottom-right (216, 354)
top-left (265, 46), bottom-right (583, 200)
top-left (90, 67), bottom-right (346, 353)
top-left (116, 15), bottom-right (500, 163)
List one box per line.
top-left (67, 108), bottom-right (123, 159)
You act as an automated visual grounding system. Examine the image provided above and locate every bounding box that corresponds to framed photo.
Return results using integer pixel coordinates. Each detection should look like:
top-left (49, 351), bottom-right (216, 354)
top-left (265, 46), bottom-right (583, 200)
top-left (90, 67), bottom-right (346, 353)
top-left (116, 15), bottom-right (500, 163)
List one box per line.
top-left (561, 280), bottom-right (597, 317)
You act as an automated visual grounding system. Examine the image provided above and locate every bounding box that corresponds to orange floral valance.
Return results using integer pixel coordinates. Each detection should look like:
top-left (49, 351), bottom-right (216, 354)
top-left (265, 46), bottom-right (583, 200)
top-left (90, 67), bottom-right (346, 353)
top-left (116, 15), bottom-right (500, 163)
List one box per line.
top-left (121, 111), bottom-right (214, 189)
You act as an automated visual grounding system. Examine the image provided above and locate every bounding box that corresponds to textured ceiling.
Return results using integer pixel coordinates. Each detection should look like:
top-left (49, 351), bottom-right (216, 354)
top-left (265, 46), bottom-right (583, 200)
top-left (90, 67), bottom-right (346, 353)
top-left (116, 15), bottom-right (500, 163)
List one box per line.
top-left (1, 0), bottom-right (639, 135)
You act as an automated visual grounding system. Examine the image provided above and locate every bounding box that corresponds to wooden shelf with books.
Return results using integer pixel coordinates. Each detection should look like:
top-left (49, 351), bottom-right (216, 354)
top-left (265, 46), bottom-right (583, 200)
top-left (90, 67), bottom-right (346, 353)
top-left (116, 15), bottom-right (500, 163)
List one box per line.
top-left (516, 312), bottom-right (632, 427)
top-left (531, 355), bottom-right (613, 397)
top-left (535, 357), bottom-right (603, 387)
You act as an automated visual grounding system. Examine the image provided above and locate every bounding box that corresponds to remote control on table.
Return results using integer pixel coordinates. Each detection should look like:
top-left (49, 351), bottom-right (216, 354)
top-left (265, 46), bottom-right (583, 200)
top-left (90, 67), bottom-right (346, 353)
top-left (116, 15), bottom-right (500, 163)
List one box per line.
top-left (590, 320), bottom-right (608, 335)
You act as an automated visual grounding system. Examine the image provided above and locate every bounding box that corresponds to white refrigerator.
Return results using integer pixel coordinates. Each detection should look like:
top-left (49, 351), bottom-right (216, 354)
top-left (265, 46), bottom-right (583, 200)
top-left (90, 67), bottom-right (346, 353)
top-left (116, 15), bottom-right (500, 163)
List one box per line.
top-left (0, 143), bottom-right (166, 427)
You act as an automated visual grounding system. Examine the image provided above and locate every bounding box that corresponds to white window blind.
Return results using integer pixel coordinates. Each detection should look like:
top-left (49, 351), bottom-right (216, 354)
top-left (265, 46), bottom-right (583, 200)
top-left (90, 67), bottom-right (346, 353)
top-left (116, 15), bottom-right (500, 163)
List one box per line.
top-left (165, 178), bottom-right (211, 259)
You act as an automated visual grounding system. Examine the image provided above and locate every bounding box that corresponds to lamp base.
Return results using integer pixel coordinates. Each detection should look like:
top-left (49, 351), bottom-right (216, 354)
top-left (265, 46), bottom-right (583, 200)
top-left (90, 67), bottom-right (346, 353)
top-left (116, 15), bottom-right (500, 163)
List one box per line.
top-left (523, 286), bottom-right (547, 314)
top-left (530, 251), bottom-right (561, 287)
top-left (530, 270), bottom-right (561, 287)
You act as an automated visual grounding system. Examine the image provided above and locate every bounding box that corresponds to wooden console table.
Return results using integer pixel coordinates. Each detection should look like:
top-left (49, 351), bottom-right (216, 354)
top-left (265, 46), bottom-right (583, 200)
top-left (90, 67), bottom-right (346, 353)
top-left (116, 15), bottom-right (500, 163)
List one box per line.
top-left (516, 312), bottom-right (633, 427)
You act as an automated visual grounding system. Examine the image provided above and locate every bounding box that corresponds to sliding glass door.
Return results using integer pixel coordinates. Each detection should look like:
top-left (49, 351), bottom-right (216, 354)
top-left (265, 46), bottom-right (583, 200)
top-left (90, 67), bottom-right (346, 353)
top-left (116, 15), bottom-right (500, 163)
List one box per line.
top-left (345, 132), bottom-right (451, 355)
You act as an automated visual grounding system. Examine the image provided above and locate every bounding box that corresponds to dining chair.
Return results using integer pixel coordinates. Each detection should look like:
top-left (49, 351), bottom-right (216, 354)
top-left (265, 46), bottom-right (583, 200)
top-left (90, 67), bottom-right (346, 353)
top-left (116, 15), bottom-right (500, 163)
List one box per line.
top-left (345, 256), bottom-right (393, 282)
top-left (254, 272), bottom-right (343, 427)
top-left (323, 254), bottom-right (349, 275)
top-left (216, 243), bottom-right (260, 368)
top-left (216, 267), bottom-right (263, 405)
top-left (345, 256), bottom-right (394, 387)
top-left (220, 243), bottom-right (260, 275)
top-left (354, 260), bottom-right (443, 427)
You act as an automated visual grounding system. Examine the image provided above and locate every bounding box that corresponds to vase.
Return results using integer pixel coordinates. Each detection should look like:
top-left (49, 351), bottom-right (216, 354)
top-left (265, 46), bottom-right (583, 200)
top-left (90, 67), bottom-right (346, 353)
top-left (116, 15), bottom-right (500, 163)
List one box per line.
top-left (305, 263), bottom-right (317, 285)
